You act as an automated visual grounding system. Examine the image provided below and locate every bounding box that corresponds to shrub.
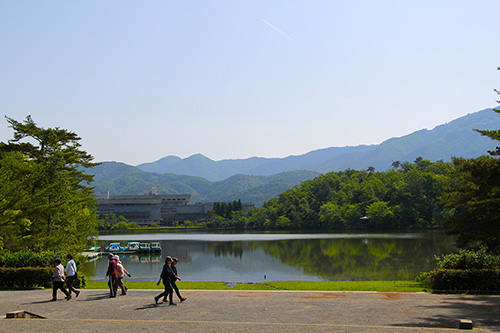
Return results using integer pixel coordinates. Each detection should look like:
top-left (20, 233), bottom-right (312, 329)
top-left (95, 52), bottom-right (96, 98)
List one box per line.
top-left (414, 271), bottom-right (432, 287)
top-left (72, 273), bottom-right (87, 289)
top-left (0, 250), bottom-right (62, 268)
top-left (428, 268), bottom-right (500, 291)
top-left (0, 250), bottom-right (87, 289)
top-left (0, 267), bottom-right (53, 289)
top-left (0, 267), bottom-right (86, 290)
top-left (418, 247), bottom-right (500, 291)
top-left (435, 246), bottom-right (500, 270)
top-left (0, 250), bottom-right (86, 268)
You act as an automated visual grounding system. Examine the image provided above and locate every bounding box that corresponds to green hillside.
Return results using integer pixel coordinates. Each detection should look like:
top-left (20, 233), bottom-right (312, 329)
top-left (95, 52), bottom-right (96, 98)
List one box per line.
top-left (90, 164), bottom-right (319, 207)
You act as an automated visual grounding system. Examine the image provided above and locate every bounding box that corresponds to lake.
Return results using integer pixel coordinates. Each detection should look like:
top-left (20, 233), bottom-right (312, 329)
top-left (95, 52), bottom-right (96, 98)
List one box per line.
top-left (83, 231), bottom-right (456, 283)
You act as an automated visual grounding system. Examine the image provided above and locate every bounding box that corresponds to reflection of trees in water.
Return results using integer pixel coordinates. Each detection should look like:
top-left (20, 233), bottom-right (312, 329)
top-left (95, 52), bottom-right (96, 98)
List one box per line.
top-left (256, 234), bottom-right (456, 280)
top-left (209, 241), bottom-right (245, 258)
top-left (208, 241), bottom-right (262, 259)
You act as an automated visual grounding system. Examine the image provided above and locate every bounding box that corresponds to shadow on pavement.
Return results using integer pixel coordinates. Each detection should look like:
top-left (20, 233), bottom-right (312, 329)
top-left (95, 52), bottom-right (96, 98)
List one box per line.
top-left (81, 293), bottom-right (114, 301)
top-left (134, 303), bottom-right (159, 311)
top-left (394, 295), bottom-right (500, 329)
top-left (24, 299), bottom-right (59, 305)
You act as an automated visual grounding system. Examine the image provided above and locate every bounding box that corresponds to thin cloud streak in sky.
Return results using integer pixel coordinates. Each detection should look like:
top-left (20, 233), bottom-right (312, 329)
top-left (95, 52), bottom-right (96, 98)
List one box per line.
top-left (262, 19), bottom-right (296, 42)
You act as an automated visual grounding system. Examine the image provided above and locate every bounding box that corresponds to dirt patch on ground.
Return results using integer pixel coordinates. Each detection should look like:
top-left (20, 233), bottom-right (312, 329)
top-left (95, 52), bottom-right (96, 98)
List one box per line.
top-left (234, 293), bottom-right (271, 298)
top-left (183, 291), bottom-right (209, 295)
top-left (379, 293), bottom-right (405, 300)
top-left (301, 293), bottom-right (348, 300)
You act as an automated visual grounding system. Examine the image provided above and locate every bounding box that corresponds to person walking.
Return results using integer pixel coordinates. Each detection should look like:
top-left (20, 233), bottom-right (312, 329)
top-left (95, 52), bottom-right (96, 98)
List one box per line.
top-left (51, 258), bottom-right (71, 301)
top-left (170, 257), bottom-right (186, 302)
top-left (116, 256), bottom-right (131, 295)
top-left (154, 256), bottom-right (176, 306)
top-left (105, 253), bottom-right (118, 298)
top-left (65, 254), bottom-right (80, 298)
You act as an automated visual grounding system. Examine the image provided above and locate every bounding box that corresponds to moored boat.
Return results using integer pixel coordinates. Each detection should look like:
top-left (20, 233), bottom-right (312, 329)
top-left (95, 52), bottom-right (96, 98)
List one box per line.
top-left (124, 242), bottom-right (140, 252)
top-left (139, 242), bottom-right (151, 253)
top-left (150, 242), bottom-right (162, 252)
top-left (105, 243), bottom-right (122, 252)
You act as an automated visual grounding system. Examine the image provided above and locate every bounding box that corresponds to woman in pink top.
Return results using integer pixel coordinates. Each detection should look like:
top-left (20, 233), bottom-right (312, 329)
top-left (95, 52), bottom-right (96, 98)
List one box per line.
top-left (116, 256), bottom-right (131, 295)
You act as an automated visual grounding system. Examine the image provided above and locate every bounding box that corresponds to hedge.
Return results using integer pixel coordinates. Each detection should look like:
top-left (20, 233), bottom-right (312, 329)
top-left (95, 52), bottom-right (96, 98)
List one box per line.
top-left (0, 267), bottom-right (87, 290)
top-left (0, 267), bottom-right (53, 289)
top-left (0, 250), bottom-right (67, 268)
top-left (434, 246), bottom-right (500, 270)
top-left (428, 268), bottom-right (500, 291)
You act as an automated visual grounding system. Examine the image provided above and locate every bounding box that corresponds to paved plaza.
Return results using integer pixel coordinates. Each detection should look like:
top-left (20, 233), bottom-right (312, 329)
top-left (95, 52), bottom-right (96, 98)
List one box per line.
top-left (1, 289), bottom-right (499, 332)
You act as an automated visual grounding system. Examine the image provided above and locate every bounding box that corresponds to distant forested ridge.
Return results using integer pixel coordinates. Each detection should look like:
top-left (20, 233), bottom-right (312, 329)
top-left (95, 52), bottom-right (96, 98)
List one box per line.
top-left (89, 163), bottom-right (319, 207)
top-left (136, 108), bottom-right (499, 181)
top-left (222, 158), bottom-right (454, 231)
top-left (91, 108), bottom-right (499, 207)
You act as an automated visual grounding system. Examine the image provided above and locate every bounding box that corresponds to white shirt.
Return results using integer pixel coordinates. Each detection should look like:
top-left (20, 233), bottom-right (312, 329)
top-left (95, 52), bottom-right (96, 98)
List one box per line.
top-left (65, 259), bottom-right (77, 276)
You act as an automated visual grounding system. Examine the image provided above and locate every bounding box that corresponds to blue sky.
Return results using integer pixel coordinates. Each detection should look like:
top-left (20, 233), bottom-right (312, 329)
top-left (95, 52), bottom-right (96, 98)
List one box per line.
top-left (1, 1), bottom-right (499, 165)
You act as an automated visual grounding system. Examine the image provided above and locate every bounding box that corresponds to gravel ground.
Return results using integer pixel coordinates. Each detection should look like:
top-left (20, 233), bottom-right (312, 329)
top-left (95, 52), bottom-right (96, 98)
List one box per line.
top-left (1, 289), bottom-right (499, 332)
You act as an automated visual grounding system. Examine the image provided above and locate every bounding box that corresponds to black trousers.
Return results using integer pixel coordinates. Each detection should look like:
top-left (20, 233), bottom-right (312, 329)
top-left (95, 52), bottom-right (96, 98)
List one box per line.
top-left (172, 281), bottom-right (183, 300)
top-left (108, 276), bottom-right (118, 297)
top-left (52, 281), bottom-right (69, 300)
top-left (156, 281), bottom-right (173, 303)
top-left (66, 275), bottom-right (78, 294)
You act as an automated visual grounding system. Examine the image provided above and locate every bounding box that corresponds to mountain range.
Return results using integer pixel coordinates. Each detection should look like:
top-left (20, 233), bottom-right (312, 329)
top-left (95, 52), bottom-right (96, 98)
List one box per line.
top-left (136, 108), bottom-right (499, 180)
top-left (91, 107), bottom-right (499, 206)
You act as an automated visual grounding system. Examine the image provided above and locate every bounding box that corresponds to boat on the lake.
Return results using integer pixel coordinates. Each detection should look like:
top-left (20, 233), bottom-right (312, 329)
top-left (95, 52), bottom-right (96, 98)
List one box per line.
top-left (105, 243), bottom-right (122, 252)
top-left (139, 242), bottom-right (151, 253)
top-left (124, 242), bottom-right (140, 252)
top-left (150, 242), bottom-right (162, 252)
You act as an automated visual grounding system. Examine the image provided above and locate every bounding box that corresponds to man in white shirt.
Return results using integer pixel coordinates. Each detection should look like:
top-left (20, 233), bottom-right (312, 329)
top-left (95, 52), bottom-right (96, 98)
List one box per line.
top-left (65, 254), bottom-right (81, 298)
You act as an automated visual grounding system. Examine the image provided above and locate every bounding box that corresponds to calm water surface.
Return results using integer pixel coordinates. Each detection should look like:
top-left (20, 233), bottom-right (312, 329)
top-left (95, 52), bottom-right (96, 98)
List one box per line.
top-left (83, 232), bottom-right (456, 283)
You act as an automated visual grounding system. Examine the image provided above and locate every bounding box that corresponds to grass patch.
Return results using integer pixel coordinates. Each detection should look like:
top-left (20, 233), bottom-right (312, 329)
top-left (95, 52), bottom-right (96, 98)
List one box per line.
top-left (85, 280), bottom-right (428, 292)
top-left (262, 281), bottom-right (428, 292)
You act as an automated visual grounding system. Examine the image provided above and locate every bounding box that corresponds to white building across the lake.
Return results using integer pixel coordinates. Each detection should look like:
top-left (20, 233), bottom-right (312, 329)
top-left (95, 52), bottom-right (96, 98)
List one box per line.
top-left (96, 189), bottom-right (254, 226)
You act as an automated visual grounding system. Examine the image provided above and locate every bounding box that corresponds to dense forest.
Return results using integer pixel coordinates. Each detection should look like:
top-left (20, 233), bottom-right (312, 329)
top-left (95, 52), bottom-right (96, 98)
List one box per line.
top-left (207, 158), bottom-right (454, 231)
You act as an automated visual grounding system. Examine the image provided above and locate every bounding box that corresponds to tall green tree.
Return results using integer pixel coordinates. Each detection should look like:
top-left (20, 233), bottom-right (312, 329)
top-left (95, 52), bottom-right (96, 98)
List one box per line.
top-left (440, 68), bottom-right (500, 252)
top-left (0, 116), bottom-right (99, 252)
top-left (475, 67), bottom-right (500, 156)
top-left (0, 151), bottom-right (37, 250)
top-left (441, 156), bottom-right (500, 251)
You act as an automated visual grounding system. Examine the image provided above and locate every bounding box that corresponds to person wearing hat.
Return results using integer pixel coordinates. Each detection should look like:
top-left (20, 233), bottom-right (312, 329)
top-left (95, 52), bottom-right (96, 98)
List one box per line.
top-left (154, 256), bottom-right (176, 306)
top-left (51, 258), bottom-right (71, 301)
top-left (170, 257), bottom-right (186, 302)
top-left (105, 253), bottom-right (118, 298)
